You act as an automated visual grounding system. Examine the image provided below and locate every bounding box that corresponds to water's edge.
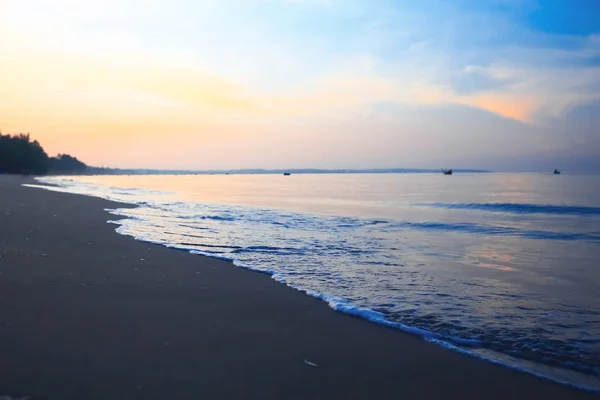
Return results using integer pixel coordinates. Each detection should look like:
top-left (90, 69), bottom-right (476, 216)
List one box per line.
top-left (23, 181), bottom-right (600, 394)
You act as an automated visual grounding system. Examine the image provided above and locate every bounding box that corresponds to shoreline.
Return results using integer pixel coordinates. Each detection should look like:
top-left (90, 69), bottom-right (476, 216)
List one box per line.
top-left (106, 203), bottom-right (600, 394)
top-left (33, 175), bottom-right (600, 392)
top-left (0, 175), bottom-right (596, 399)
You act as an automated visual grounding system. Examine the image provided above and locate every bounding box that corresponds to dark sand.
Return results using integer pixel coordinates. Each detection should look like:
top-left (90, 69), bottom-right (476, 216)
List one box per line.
top-left (0, 175), bottom-right (594, 399)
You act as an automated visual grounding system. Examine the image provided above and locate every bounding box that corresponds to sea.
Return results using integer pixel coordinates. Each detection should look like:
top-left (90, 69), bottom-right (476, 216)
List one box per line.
top-left (29, 172), bottom-right (600, 391)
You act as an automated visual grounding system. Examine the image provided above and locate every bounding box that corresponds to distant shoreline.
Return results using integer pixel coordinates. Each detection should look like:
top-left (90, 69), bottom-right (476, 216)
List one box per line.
top-left (65, 168), bottom-right (492, 176)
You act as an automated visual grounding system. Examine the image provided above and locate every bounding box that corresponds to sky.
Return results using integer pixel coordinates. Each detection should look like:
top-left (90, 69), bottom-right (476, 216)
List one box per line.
top-left (1, 0), bottom-right (599, 171)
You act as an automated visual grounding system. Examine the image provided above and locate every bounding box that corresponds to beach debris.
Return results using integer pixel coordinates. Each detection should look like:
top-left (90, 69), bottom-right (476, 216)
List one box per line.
top-left (140, 258), bottom-right (145, 261)
top-left (303, 360), bottom-right (318, 367)
top-left (41, 253), bottom-right (48, 257)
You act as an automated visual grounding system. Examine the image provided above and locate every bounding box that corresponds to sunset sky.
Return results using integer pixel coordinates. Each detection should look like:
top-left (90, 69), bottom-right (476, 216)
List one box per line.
top-left (1, 0), bottom-right (599, 171)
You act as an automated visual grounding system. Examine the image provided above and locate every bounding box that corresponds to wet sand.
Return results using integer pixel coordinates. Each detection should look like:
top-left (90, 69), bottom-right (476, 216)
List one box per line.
top-left (0, 175), bottom-right (595, 399)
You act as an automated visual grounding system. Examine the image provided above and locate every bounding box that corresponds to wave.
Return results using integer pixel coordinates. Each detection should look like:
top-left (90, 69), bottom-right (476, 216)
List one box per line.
top-left (94, 218), bottom-right (600, 394)
top-left (423, 202), bottom-right (600, 215)
top-left (389, 221), bottom-right (600, 242)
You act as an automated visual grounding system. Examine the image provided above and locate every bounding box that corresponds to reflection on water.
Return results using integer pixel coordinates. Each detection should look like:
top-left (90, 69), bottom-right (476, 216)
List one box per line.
top-left (32, 173), bottom-right (600, 391)
top-left (471, 247), bottom-right (517, 272)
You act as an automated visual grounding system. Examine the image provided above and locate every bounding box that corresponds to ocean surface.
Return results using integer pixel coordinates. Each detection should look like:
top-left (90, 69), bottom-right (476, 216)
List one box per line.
top-left (30, 173), bottom-right (600, 391)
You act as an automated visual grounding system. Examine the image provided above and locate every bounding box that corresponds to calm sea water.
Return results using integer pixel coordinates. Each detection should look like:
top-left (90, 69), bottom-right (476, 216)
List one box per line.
top-left (31, 173), bottom-right (600, 390)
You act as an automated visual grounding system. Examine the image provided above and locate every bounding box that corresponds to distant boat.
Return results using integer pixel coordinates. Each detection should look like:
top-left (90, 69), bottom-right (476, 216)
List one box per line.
top-left (554, 169), bottom-right (561, 175)
top-left (283, 172), bottom-right (291, 176)
top-left (442, 169), bottom-right (453, 175)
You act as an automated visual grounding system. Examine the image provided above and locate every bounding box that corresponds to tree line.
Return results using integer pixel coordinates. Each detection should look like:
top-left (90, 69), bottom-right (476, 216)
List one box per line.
top-left (0, 133), bottom-right (87, 175)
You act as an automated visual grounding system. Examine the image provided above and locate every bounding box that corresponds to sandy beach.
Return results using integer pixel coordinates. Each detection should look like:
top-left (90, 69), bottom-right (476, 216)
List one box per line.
top-left (0, 175), bottom-right (595, 399)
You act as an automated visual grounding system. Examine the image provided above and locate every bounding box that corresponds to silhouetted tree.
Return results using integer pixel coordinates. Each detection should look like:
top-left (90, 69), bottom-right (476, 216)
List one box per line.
top-left (49, 154), bottom-right (87, 174)
top-left (0, 132), bottom-right (89, 175)
top-left (0, 132), bottom-right (50, 174)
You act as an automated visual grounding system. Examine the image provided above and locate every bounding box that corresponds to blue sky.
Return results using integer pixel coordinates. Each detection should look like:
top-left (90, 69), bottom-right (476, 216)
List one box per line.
top-left (0, 0), bottom-right (599, 170)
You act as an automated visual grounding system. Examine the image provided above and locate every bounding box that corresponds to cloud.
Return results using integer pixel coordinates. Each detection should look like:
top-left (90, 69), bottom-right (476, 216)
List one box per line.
top-left (5, 0), bottom-right (598, 125)
top-left (1, 0), bottom-right (599, 170)
top-left (395, 31), bottom-right (600, 123)
top-left (452, 64), bottom-right (600, 122)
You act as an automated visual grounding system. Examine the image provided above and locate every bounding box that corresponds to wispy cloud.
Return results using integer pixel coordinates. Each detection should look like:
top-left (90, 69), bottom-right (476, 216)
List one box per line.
top-left (1, 0), bottom-right (599, 169)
